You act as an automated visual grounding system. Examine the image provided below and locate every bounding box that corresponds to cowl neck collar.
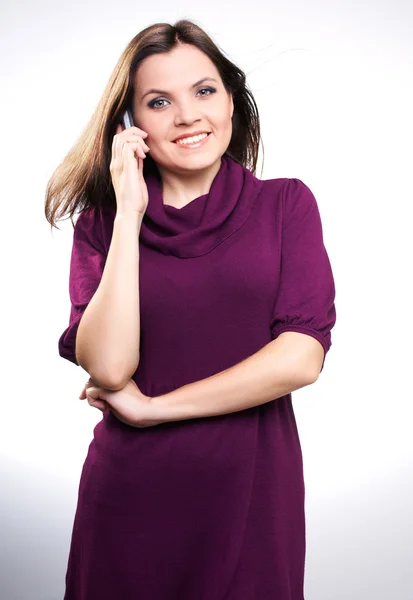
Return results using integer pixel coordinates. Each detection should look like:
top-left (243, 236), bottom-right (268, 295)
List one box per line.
top-left (140, 156), bottom-right (263, 258)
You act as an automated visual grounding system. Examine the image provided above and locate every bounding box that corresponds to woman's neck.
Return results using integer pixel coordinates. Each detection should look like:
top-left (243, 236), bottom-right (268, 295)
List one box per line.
top-left (157, 158), bottom-right (222, 208)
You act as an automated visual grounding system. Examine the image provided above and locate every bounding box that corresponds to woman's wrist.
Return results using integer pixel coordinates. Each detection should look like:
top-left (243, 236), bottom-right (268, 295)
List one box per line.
top-left (114, 210), bottom-right (144, 229)
top-left (151, 392), bottom-right (196, 423)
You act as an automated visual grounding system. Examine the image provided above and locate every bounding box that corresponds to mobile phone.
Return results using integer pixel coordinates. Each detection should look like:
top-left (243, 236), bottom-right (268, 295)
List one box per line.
top-left (122, 108), bottom-right (134, 129)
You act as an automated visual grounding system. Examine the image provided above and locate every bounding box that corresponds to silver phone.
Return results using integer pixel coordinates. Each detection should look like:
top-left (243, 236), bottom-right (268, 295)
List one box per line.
top-left (122, 109), bottom-right (134, 129)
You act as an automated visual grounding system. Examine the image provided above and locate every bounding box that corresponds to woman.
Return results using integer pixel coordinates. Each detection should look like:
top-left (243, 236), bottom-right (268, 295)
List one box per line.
top-left (46, 19), bottom-right (336, 600)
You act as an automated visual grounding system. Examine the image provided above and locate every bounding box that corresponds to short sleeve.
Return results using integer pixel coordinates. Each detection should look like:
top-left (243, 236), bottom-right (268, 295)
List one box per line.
top-left (58, 207), bottom-right (107, 365)
top-left (270, 178), bottom-right (336, 371)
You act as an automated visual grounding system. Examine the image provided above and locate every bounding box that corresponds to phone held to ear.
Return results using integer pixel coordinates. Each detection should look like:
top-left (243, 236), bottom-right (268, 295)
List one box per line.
top-left (122, 109), bottom-right (134, 129)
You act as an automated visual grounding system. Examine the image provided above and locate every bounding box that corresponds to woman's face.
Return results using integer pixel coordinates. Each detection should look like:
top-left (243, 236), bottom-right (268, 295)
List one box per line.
top-left (132, 44), bottom-right (234, 175)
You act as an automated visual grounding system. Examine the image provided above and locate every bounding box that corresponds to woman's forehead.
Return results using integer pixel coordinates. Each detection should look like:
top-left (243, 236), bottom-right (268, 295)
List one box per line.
top-left (134, 45), bottom-right (220, 89)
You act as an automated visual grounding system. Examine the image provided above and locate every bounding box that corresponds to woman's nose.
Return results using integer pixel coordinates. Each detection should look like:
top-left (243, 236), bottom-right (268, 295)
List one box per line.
top-left (173, 101), bottom-right (201, 126)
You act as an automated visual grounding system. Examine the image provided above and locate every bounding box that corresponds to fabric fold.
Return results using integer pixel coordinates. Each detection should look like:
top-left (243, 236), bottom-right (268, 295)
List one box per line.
top-left (140, 156), bottom-right (264, 258)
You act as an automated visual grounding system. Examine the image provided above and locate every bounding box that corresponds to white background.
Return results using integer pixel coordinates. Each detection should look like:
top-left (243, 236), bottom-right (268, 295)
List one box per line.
top-left (1, 0), bottom-right (412, 598)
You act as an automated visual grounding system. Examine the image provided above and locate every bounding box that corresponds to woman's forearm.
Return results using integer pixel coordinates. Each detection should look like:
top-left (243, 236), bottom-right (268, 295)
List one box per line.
top-left (75, 212), bottom-right (142, 390)
top-left (152, 332), bottom-right (323, 422)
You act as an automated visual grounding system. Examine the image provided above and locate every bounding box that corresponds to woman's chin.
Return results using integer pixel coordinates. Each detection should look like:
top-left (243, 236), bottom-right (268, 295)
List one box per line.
top-left (157, 153), bottom-right (221, 175)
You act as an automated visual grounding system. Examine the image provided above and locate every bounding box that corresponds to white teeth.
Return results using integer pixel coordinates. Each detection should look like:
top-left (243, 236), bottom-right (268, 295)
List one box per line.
top-left (176, 133), bottom-right (208, 145)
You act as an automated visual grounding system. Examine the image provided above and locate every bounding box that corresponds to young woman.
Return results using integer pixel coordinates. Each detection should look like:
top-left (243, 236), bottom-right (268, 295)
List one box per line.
top-left (46, 19), bottom-right (336, 600)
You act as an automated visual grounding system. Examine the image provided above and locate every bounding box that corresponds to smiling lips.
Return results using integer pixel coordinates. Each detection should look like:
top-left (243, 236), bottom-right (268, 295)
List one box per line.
top-left (173, 132), bottom-right (210, 146)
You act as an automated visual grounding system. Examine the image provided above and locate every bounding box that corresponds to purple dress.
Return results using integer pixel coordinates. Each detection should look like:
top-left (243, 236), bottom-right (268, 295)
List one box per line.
top-left (59, 156), bottom-right (336, 600)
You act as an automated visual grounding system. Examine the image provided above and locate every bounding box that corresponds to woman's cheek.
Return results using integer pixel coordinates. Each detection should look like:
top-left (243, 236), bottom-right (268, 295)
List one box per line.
top-left (147, 143), bottom-right (169, 166)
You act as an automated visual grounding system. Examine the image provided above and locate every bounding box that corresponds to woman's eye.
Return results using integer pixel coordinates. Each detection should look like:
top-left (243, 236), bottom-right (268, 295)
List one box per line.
top-left (148, 98), bottom-right (168, 109)
top-left (148, 87), bottom-right (216, 109)
top-left (197, 87), bottom-right (216, 97)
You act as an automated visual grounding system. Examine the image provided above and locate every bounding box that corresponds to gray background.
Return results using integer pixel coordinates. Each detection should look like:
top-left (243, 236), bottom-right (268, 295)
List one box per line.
top-left (1, 0), bottom-right (412, 598)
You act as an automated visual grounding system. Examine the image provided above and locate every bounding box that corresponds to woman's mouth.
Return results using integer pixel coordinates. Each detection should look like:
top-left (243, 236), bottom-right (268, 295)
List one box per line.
top-left (173, 132), bottom-right (211, 149)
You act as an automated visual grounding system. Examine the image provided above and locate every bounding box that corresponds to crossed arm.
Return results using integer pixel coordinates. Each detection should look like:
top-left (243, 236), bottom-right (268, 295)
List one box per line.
top-left (83, 331), bottom-right (324, 424)
top-left (149, 331), bottom-right (325, 422)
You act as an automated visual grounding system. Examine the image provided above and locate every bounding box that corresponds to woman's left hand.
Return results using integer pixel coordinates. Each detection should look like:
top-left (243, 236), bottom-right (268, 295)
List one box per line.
top-left (79, 378), bottom-right (166, 428)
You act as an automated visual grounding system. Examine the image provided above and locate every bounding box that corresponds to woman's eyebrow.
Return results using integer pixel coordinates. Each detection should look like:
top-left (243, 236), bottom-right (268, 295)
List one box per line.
top-left (141, 77), bottom-right (218, 100)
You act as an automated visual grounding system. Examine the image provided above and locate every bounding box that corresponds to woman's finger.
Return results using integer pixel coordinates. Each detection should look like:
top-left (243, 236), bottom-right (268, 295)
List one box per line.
top-left (89, 398), bottom-right (108, 412)
top-left (131, 136), bottom-right (150, 151)
top-left (79, 377), bottom-right (94, 400)
top-left (131, 126), bottom-right (148, 138)
top-left (117, 126), bottom-right (150, 152)
top-left (96, 401), bottom-right (108, 412)
top-left (85, 388), bottom-right (108, 412)
top-left (125, 138), bottom-right (150, 156)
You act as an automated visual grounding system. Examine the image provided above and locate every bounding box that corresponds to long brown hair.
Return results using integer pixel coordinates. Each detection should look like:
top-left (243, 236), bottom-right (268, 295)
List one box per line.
top-left (44, 20), bottom-right (262, 229)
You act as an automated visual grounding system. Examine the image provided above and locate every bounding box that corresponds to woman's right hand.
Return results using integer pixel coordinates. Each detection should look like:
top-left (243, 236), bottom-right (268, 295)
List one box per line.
top-left (110, 123), bottom-right (150, 217)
